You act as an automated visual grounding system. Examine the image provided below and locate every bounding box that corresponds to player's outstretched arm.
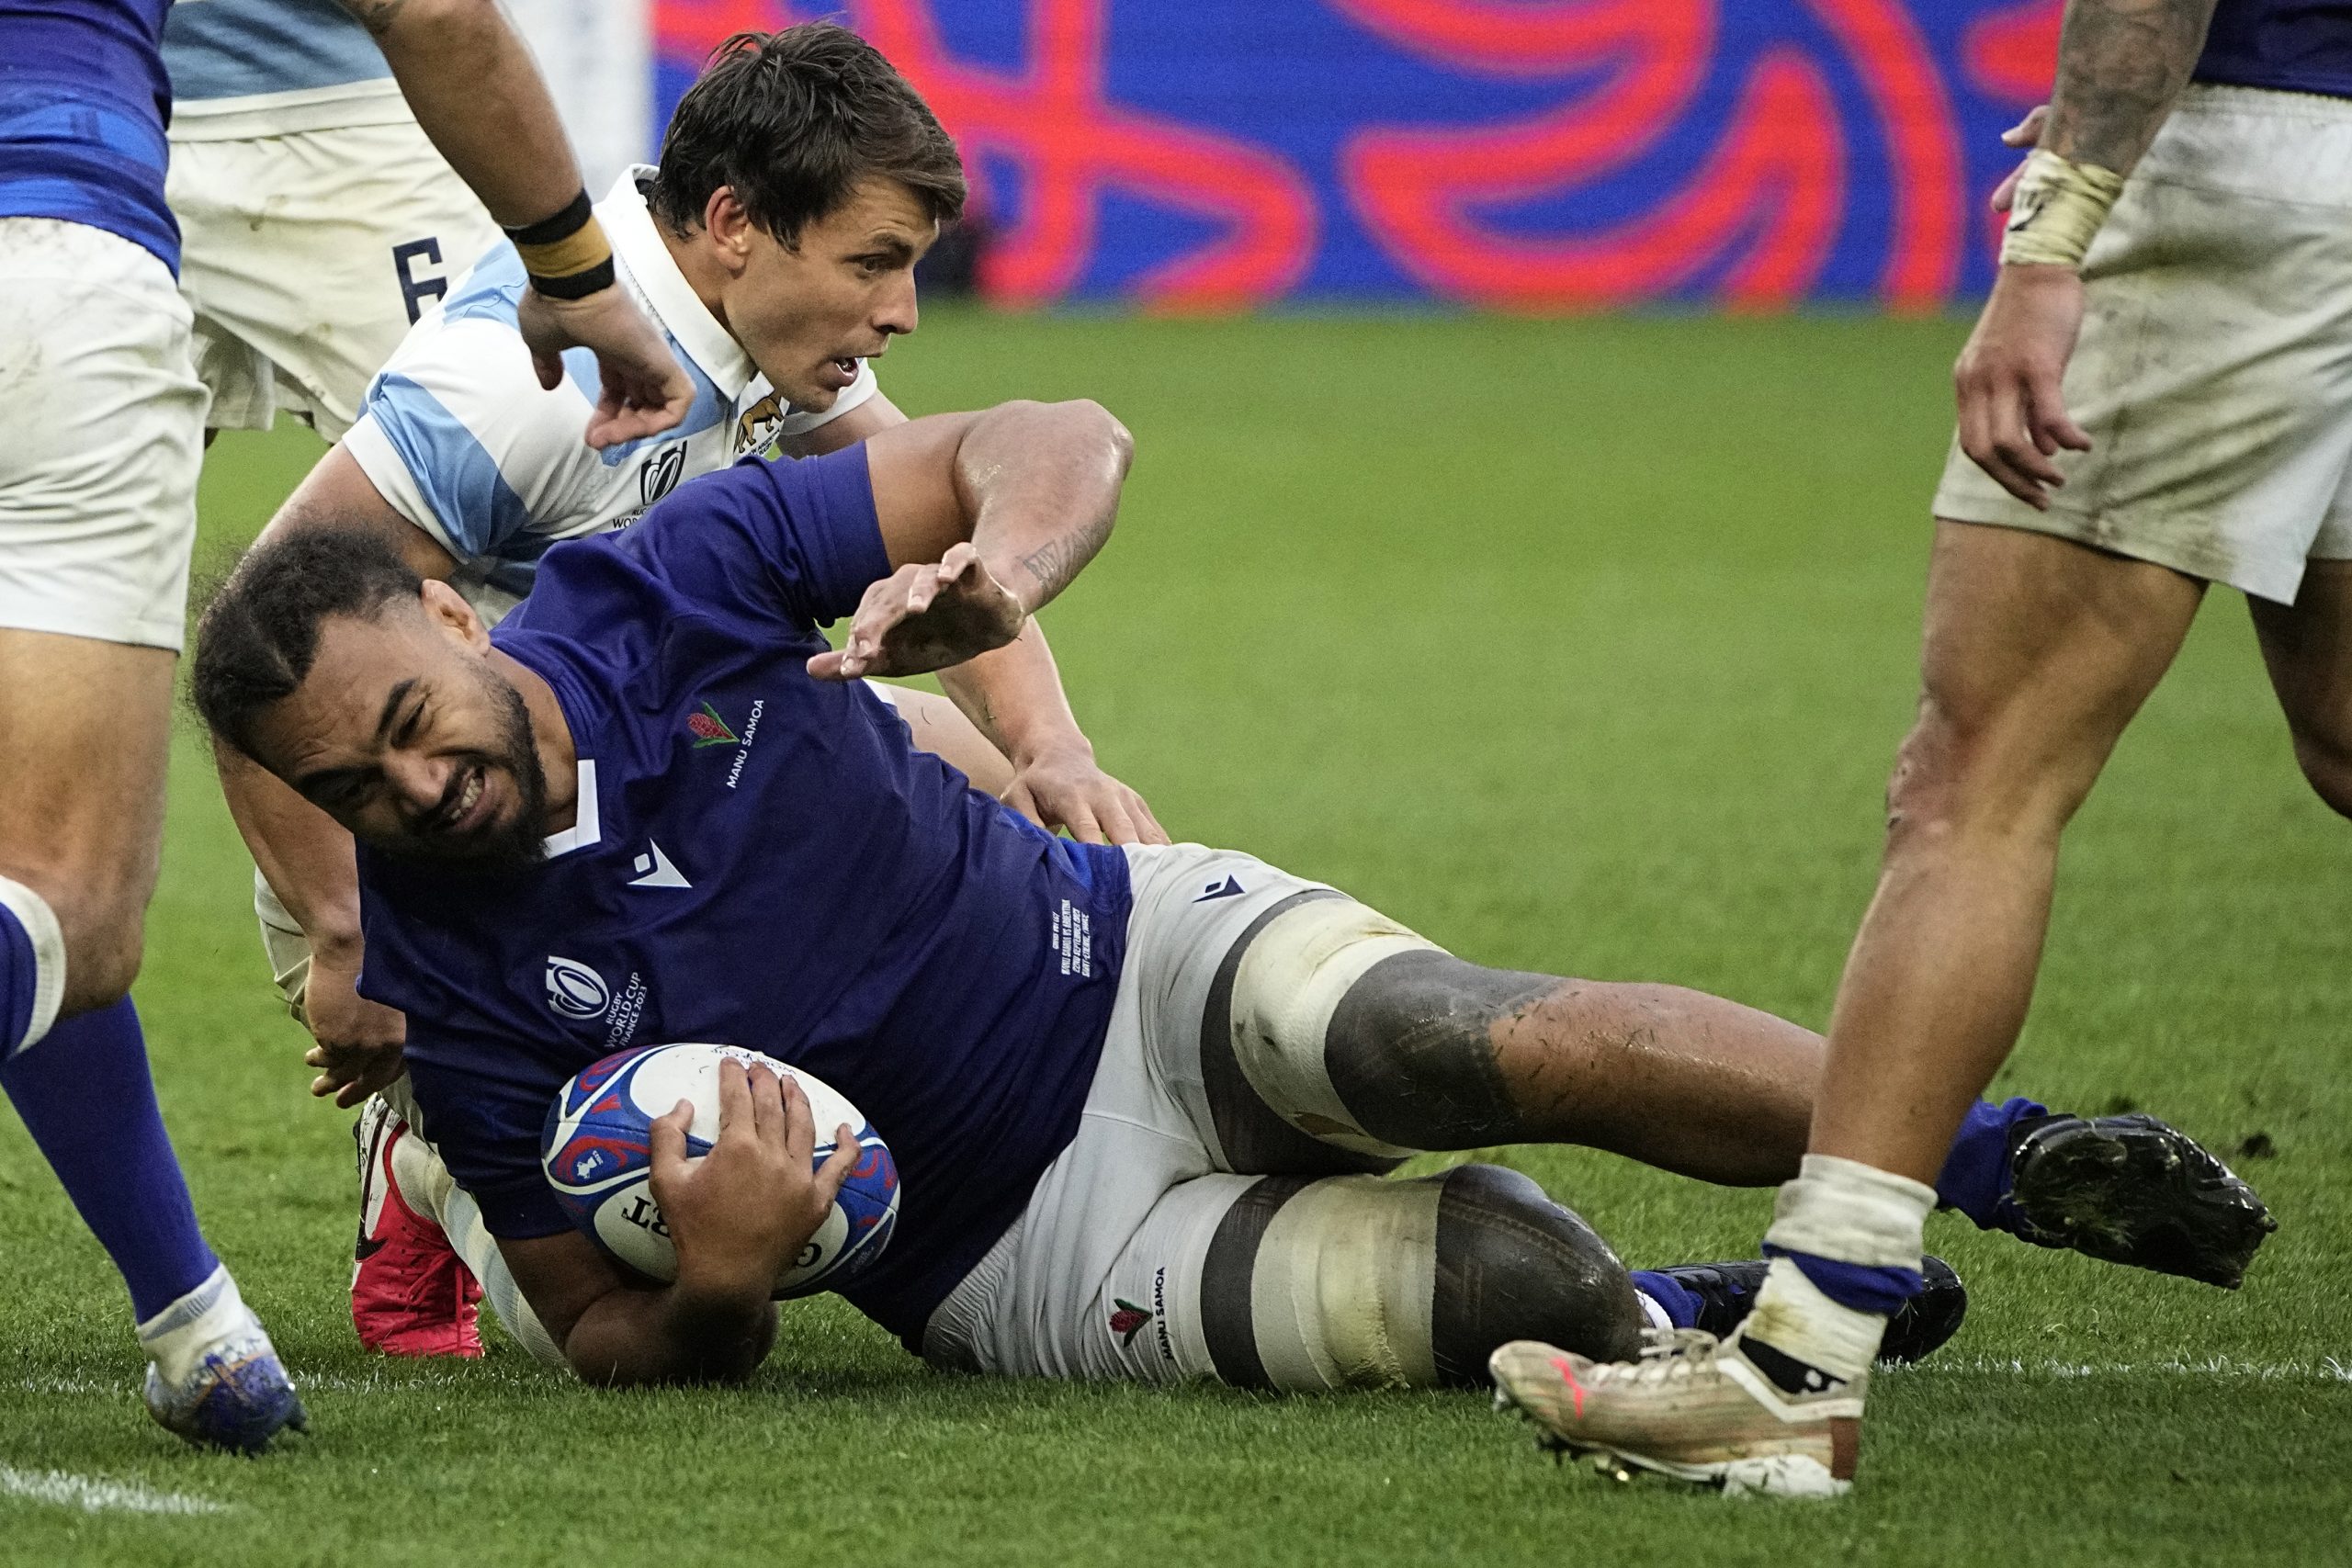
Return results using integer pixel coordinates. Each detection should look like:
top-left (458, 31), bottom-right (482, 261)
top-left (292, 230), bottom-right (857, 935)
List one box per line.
top-left (1954, 0), bottom-right (2221, 507)
top-left (336, 0), bottom-right (693, 448)
top-left (808, 399), bottom-right (1134, 682)
top-left (500, 1062), bottom-right (855, 1386)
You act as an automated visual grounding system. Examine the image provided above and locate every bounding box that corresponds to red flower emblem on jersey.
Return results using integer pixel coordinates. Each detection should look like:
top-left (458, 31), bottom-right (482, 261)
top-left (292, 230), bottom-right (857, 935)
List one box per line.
top-left (1108, 1299), bottom-right (1153, 1346)
top-left (687, 701), bottom-right (740, 748)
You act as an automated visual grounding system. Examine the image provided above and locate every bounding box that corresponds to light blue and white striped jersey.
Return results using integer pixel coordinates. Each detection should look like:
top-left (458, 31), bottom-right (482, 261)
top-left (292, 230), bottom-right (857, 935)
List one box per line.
top-left (162, 0), bottom-right (406, 140)
top-left (343, 167), bottom-right (878, 613)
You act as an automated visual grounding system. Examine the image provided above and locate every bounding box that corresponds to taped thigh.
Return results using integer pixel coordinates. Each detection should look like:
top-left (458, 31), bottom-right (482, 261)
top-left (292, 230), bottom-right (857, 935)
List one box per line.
top-left (1196, 1166), bottom-right (1641, 1393)
top-left (1218, 893), bottom-right (1441, 1161)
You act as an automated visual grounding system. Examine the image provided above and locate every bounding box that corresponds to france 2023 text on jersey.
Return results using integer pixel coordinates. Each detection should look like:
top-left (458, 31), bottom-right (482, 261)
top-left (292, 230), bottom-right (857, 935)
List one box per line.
top-left (354, 446), bottom-right (1134, 1347)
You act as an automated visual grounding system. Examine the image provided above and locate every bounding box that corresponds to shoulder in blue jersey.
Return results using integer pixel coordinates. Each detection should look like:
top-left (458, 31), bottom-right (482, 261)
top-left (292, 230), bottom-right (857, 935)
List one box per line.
top-left (354, 446), bottom-right (1133, 1348)
top-left (2197, 0), bottom-right (2352, 98)
top-left (343, 165), bottom-right (880, 605)
top-left (0, 2), bottom-right (177, 269)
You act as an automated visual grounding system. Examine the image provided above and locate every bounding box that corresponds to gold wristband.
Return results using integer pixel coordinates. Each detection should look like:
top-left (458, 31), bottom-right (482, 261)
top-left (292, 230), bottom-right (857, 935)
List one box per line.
top-left (1999, 148), bottom-right (2126, 269)
top-left (514, 214), bottom-right (613, 284)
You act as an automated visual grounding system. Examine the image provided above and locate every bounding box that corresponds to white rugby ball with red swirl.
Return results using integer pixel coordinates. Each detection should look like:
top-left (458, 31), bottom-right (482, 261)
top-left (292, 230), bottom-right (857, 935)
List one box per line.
top-left (540, 1043), bottom-right (899, 1298)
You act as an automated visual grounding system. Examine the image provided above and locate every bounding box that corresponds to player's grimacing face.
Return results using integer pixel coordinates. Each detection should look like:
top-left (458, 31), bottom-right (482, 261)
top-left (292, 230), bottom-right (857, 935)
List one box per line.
top-left (253, 595), bottom-right (550, 870)
top-left (727, 177), bottom-right (938, 412)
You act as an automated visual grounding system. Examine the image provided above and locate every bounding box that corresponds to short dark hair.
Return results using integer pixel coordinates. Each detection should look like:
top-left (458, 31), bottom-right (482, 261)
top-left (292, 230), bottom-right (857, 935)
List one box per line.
top-left (192, 527), bottom-right (424, 761)
top-left (648, 24), bottom-right (967, 245)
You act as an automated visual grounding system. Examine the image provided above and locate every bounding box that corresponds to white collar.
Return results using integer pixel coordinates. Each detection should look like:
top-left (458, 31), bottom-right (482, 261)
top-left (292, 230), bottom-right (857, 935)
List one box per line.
top-left (597, 166), bottom-right (756, 400)
top-left (541, 759), bottom-right (601, 859)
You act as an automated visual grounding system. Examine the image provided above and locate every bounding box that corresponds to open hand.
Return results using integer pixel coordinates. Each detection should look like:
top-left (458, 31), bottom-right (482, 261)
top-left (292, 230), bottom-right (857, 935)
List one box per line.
top-left (648, 1060), bottom-right (857, 1297)
top-left (1953, 263), bottom-right (2088, 509)
top-left (301, 945), bottom-right (408, 1109)
top-left (1001, 744), bottom-right (1170, 846)
top-left (808, 543), bottom-right (1028, 682)
top-left (516, 284), bottom-right (695, 450)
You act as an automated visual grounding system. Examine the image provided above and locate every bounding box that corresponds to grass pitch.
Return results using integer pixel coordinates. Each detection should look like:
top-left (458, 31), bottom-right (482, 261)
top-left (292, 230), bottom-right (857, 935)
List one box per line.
top-left (2, 312), bottom-right (2347, 1565)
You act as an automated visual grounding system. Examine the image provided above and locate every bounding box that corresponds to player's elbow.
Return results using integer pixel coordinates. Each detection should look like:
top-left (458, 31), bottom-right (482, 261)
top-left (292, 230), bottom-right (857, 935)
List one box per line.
top-left (1080, 399), bottom-right (1136, 482)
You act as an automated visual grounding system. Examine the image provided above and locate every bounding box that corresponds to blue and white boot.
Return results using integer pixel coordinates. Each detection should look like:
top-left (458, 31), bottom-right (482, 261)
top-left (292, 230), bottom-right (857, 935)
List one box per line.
top-left (137, 1265), bottom-right (307, 1453)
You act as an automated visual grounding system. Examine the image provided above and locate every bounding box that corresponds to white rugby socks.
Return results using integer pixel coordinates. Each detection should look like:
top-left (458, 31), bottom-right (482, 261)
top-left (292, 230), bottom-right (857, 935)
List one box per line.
top-left (392, 1129), bottom-right (566, 1369)
top-left (138, 1264), bottom-right (266, 1389)
top-left (1740, 1154), bottom-right (1938, 1384)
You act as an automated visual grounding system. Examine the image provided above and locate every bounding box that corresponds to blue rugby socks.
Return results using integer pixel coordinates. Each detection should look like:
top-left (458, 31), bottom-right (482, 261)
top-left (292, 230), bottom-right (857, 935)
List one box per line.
top-left (1934, 1094), bottom-right (2048, 1231)
top-left (2, 996), bottom-right (221, 1321)
top-left (0, 875), bottom-right (66, 1059)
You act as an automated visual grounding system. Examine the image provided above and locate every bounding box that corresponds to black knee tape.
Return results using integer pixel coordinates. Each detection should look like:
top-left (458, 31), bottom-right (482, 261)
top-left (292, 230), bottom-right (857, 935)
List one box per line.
top-left (1201, 891), bottom-right (1405, 1176)
top-left (1324, 951), bottom-right (1557, 1149)
top-left (1197, 1175), bottom-right (1311, 1389)
top-left (1430, 1164), bottom-right (1641, 1383)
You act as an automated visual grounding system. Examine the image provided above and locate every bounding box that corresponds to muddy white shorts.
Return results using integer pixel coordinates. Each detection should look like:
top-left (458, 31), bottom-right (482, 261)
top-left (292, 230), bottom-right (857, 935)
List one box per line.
top-left (0, 218), bottom-right (207, 651)
top-left (921, 842), bottom-right (1442, 1384)
top-left (1933, 84), bottom-right (2352, 604)
top-left (168, 118), bottom-right (501, 441)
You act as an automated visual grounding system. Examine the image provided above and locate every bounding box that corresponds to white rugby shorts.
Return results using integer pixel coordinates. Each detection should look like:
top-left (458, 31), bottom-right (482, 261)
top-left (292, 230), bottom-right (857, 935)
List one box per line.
top-left (169, 118), bottom-right (502, 441)
top-left (921, 842), bottom-right (1439, 1384)
top-left (1934, 85), bottom-right (2352, 604)
top-left (0, 218), bottom-right (207, 651)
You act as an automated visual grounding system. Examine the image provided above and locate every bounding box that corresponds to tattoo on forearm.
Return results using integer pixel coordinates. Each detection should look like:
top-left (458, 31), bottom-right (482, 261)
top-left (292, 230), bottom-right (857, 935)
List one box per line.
top-left (2045, 0), bottom-right (2221, 173)
top-left (337, 0), bottom-right (412, 37)
top-left (1014, 512), bottom-right (1114, 604)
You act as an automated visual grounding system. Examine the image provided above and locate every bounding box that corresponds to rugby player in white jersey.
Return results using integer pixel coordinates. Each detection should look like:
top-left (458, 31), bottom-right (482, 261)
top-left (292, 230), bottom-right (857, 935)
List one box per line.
top-left (212, 26), bottom-right (1163, 1359)
top-left (0, 0), bottom-right (691, 1450)
top-left (163, 0), bottom-right (504, 444)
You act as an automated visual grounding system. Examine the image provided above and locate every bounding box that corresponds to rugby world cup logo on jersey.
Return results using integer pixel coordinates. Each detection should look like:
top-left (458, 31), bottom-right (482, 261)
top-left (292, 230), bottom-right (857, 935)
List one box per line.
top-left (545, 956), bottom-right (611, 1021)
top-left (639, 444), bottom-right (686, 507)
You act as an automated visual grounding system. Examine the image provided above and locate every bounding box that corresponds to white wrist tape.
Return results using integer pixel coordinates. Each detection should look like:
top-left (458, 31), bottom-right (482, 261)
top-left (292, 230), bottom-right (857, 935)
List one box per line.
top-left (2000, 148), bottom-right (2126, 268)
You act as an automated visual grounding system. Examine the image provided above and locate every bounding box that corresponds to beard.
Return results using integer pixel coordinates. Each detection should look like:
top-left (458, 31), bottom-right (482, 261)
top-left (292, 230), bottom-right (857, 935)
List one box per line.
top-left (383, 662), bottom-right (551, 874)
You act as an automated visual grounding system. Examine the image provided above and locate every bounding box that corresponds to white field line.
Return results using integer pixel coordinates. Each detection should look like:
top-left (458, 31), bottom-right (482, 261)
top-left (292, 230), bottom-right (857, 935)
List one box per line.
top-left (1894, 1354), bottom-right (2352, 1383)
top-left (0, 1466), bottom-right (228, 1516)
top-left (14, 1367), bottom-right (549, 1397)
top-left (14, 1359), bottom-right (2349, 1397)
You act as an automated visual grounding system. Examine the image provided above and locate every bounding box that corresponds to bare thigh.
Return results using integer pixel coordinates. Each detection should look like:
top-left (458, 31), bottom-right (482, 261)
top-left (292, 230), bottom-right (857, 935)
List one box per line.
top-left (0, 628), bottom-right (178, 1013)
top-left (2247, 560), bottom-right (2352, 813)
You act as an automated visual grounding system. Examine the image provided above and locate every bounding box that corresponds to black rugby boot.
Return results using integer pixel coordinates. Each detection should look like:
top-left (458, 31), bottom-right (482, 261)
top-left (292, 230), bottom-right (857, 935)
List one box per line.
top-left (2003, 1112), bottom-right (2276, 1288)
top-left (1641, 1256), bottom-right (1968, 1366)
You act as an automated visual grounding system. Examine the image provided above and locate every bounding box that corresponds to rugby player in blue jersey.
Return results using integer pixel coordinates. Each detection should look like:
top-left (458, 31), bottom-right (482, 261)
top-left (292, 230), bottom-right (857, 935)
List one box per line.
top-left (0, 0), bottom-right (695, 1451)
top-left (191, 404), bottom-right (2267, 1399)
top-left (207, 27), bottom-right (1162, 1360)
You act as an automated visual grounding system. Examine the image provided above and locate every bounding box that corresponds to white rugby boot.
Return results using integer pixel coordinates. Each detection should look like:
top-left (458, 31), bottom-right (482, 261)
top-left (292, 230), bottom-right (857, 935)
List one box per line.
top-left (1488, 1326), bottom-right (1863, 1498)
top-left (139, 1265), bottom-right (308, 1453)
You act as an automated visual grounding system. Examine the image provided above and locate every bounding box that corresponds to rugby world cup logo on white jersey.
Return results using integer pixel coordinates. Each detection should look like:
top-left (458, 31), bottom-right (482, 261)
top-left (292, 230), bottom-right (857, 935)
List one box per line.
top-left (545, 956), bottom-right (612, 1021)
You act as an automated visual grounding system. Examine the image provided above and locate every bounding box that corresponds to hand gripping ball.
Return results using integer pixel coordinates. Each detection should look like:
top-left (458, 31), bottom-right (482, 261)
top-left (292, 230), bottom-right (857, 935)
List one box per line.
top-left (541, 1043), bottom-right (899, 1297)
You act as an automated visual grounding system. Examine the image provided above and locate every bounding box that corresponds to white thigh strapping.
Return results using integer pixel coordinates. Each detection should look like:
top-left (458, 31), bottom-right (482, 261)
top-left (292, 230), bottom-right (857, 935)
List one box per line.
top-left (919, 844), bottom-right (1450, 1385)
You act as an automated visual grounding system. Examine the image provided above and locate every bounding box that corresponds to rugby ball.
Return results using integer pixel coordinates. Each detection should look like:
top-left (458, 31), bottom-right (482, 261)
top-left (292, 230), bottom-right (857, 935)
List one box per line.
top-left (540, 1043), bottom-right (899, 1298)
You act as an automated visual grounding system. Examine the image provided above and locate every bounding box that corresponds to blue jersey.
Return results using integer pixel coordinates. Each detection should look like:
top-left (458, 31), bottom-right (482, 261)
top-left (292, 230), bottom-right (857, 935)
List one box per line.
top-left (0, 2), bottom-right (177, 269)
top-left (355, 447), bottom-right (1134, 1347)
top-left (2197, 0), bottom-right (2352, 97)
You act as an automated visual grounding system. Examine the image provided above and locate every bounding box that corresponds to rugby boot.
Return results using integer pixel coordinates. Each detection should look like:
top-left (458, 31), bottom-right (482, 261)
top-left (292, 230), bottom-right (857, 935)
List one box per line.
top-left (352, 1096), bottom-right (483, 1357)
top-left (140, 1267), bottom-right (308, 1453)
top-left (1644, 1256), bottom-right (1967, 1366)
top-left (2004, 1113), bottom-right (2276, 1288)
top-left (1490, 1327), bottom-right (1860, 1498)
